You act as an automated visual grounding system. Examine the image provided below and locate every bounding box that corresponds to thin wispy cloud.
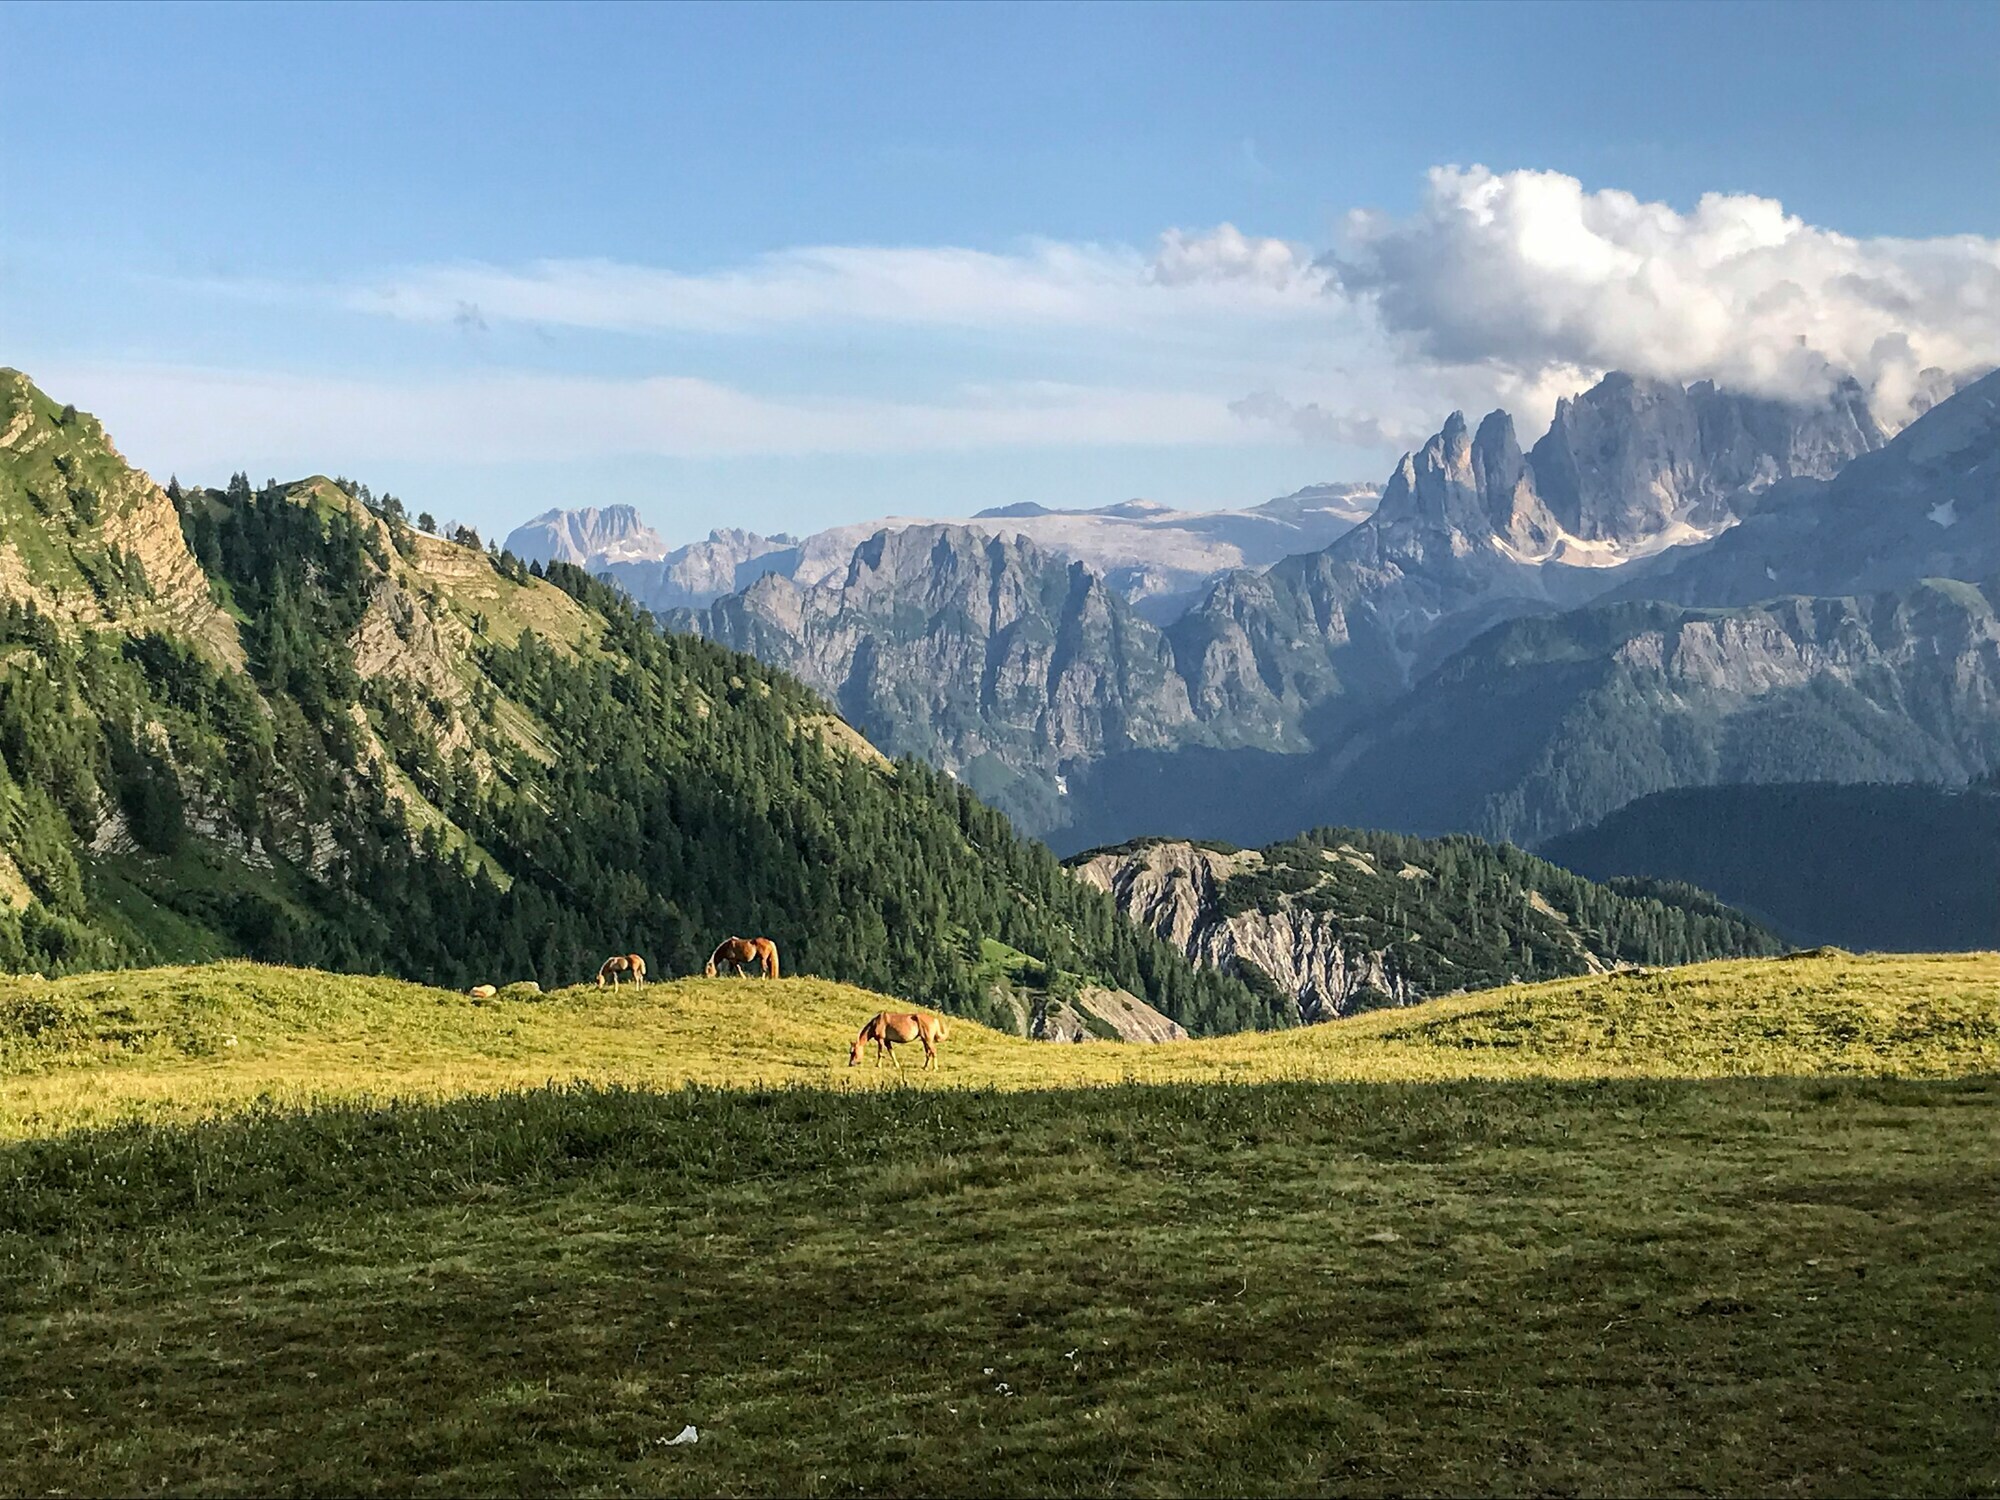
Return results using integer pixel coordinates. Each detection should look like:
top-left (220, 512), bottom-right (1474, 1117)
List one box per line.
top-left (42, 362), bottom-right (1245, 472)
top-left (345, 234), bottom-right (1329, 337)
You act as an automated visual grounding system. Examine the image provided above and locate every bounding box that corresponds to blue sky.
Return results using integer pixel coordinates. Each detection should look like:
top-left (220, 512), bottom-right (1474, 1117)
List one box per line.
top-left (4, 1), bottom-right (1997, 544)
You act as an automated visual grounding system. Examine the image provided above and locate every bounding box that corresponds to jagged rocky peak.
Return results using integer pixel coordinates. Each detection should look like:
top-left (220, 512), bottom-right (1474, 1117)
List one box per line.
top-left (1471, 409), bottom-right (1561, 555)
top-left (1527, 371), bottom-right (1886, 545)
top-left (503, 504), bottom-right (668, 567)
top-left (1373, 406), bottom-right (1560, 554)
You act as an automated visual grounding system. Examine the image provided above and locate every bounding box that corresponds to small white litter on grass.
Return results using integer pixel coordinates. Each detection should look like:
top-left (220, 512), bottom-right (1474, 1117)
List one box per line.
top-left (660, 1426), bottom-right (698, 1446)
top-left (1363, 1229), bottom-right (1402, 1244)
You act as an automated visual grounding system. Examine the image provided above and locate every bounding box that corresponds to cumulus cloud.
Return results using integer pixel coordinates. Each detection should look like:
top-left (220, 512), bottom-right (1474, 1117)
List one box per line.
top-left (1151, 224), bottom-right (1309, 288)
top-left (1327, 165), bottom-right (2000, 425)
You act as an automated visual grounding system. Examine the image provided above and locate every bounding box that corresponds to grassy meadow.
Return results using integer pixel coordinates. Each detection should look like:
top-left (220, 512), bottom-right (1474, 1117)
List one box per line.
top-left (2, 953), bottom-right (1997, 1494)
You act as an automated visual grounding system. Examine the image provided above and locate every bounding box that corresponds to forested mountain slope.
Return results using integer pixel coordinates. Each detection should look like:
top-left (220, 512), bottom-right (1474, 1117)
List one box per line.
top-left (1070, 830), bottom-right (1779, 1022)
top-left (0, 370), bottom-right (1272, 1035)
top-left (1543, 781), bottom-right (2000, 951)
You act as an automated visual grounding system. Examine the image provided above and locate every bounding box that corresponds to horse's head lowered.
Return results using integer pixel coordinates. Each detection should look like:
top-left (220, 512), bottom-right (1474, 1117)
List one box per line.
top-left (703, 958), bottom-right (718, 978)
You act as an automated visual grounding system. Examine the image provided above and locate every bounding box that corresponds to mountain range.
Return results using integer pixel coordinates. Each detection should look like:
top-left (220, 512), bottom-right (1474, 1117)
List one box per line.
top-left (505, 482), bottom-right (1379, 624)
top-left (0, 367), bottom-right (1791, 1031)
top-left (532, 367), bottom-right (1997, 848)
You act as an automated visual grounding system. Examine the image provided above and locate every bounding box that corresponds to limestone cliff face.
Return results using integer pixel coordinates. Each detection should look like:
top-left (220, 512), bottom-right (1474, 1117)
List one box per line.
top-left (1033, 984), bottom-right (1190, 1043)
top-left (1164, 373), bottom-right (1891, 742)
top-left (1528, 374), bottom-right (1881, 544)
top-left (1069, 842), bottom-right (1420, 1023)
top-left (675, 524), bottom-right (1222, 830)
top-left (1622, 367), bottom-right (2000, 610)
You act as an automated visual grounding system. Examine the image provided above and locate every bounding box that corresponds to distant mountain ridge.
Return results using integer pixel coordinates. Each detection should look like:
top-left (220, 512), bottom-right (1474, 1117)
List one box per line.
top-left (515, 366), bottom-right (1998, 851)
top-left (504, 482), bottom-right (1380, 623)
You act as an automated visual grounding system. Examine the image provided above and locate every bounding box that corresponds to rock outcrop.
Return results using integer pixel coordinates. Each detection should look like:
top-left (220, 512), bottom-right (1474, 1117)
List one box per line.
top-left (1068, 841), bottom-right (1418, 1022)
top-left (1070, 832), bottom-right (1777, 1020)
top-left (1032, 984), bottom-right (1190, 1043)
top-left (0, 368), bottom-right (243, 666)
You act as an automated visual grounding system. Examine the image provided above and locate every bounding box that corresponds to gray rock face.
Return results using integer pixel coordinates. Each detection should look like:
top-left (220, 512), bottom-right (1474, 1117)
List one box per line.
top-left (671, 525), bottom-right (1226, 830)
top-left (1160, 372), bottom-right (1893, 745)
top-left (503, 505), bottom-right (668, 568)
top-left (1032, 984), bottom-right (1190, 1043)
top-left (601, 528), bottom-right (803, 611)
top-left (1621, 368), bottom-right (2000, 609)
top-left (1529, 373), bottom-right (1884, 544)
top-left (1068, 842), bottom-right (1417, 1023)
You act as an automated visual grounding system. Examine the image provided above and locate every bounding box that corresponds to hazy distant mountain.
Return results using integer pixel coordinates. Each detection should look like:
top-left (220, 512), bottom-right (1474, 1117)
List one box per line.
top-left (668, 525), bottom-right (1260, 832)
top-left (526, 369), bottom-right (1995, 850)
top-left (508, 483), bottom-right (1380, 623)
top-left (504, 504), bottom-right (669, 568)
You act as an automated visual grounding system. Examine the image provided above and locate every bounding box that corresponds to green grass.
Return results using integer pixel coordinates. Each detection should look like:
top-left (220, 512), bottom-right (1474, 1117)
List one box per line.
top-left (1, 954), bottom-right (1996, 1494)
top-left (2, 1077), bottom-right (1995, 1496)
top-left (3, 953), bottom-right (1995, 1140)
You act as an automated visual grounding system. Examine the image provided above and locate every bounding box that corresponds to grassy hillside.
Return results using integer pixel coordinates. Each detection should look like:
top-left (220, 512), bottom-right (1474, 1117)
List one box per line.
top-left (1, 959), bottom-right (1994, 1495)
top-left (1545, 781), bottom-right (2000, 950)
top-left (5, 952), bottom-right (1996, 1139)
top-left (0, 371), bottom-right (1267, 1035)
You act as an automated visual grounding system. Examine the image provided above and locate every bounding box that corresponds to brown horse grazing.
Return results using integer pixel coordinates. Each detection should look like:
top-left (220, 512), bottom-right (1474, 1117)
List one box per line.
top-left (596, 953), bottom-right (647, 987)
top-left (849, 1011), bottom-right (947, 1070)
top-left (704, 936), bottom-right (780, 979)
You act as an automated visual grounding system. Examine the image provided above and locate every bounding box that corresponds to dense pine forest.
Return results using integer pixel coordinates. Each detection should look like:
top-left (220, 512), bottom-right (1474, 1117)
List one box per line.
top-left (0, 371), bottom-right (1272, 1033)
top-left (1545, 781), bottom-right (2000, 951)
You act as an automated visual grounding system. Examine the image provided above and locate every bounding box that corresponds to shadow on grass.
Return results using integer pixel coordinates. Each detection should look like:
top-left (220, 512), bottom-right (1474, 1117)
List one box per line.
top-left (3, 1076), bottom-right (1996, 1496)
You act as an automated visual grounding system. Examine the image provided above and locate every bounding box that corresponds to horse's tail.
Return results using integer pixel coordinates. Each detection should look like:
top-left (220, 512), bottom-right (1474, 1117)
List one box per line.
top-left (765, 940), bottom-right (780, 980)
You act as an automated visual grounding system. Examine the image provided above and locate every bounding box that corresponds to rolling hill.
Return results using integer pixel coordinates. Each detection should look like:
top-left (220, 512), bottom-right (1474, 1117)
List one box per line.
top-left (7, 951), bottom-right (1994, 1138)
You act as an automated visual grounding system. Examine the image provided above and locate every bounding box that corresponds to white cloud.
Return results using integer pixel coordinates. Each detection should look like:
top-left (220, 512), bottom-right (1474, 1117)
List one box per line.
top-left (1151, 224), bottom-right (1308, 288)
top-left (73, 167), bottom-right (2000, 487)
top-left (348, 232), bottom-right (1325, 337)
top-left (37, 362), bottom-right (1248, 474)
top-left (1327, 165), bottom-right (2000, 425)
